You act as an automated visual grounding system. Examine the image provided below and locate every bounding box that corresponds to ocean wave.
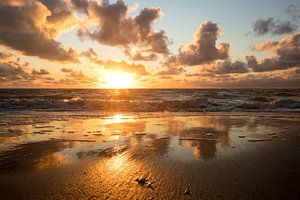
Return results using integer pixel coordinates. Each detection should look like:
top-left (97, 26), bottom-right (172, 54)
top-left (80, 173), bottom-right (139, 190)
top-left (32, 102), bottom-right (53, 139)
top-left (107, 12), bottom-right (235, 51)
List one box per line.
top-left (0, 89), bottom-right (299, 112)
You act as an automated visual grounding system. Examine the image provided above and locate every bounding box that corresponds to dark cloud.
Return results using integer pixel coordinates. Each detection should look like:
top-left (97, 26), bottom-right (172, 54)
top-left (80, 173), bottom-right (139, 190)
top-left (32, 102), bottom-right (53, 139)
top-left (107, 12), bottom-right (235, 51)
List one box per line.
top-left (156, 67), bottom-right (185, 75)
top-left (39, 0), bottom-right (77, 32)
top-left (71, 0), bottom-right (89, 13)
top-left (166, 21), bottom-right (229, 67)
top-left (32, 69), bottom-right (50, 76)
top-left (74, 0), bottom-right (170, 60)
top-left (61, 68), bottom-right (74, 73)
top-left (250, 32), bottom-right (300, 71)
top-left (253, 5), bottom-right (299, 36)
top-left (0, 59), bottom-right (52, 86)
top-left (0, 0), bottom-right (78, 62)
top-left (0, 62), bottom-right (31, 81)
top-left (203, 60), bottom-right (250, 74)
top-left (189, 32), bottom-right (300, 75)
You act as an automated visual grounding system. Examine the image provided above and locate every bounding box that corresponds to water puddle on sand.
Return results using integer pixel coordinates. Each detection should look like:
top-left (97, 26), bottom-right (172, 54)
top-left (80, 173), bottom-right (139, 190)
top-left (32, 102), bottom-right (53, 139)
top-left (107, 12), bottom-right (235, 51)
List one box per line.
top-left (0, 112), bottom-right (299, 199)
top-left (0, 113), bottom-right (299, 172)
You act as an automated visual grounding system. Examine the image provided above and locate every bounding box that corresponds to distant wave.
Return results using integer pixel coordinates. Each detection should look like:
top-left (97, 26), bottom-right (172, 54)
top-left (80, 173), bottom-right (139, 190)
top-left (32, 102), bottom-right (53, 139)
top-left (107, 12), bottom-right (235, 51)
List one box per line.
top-left (0, 89), bottom-right (299, 112)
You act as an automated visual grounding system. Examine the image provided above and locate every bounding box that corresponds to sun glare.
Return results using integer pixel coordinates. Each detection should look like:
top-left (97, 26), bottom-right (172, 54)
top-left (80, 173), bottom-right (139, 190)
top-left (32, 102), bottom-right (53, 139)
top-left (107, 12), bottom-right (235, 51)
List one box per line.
top-left (104, 71), bottom-right (135, 88)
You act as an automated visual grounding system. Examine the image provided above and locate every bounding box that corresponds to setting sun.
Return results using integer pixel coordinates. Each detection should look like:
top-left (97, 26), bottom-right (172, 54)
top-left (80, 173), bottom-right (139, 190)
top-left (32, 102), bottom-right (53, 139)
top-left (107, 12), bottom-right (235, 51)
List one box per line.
top-left (104, 71), bottom-right (135, 88)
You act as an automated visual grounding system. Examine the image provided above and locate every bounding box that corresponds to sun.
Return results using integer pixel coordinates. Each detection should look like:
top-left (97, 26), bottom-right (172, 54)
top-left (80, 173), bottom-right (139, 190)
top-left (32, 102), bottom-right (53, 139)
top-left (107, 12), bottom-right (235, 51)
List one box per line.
top-left (104, 71), bottom-right (135, 88)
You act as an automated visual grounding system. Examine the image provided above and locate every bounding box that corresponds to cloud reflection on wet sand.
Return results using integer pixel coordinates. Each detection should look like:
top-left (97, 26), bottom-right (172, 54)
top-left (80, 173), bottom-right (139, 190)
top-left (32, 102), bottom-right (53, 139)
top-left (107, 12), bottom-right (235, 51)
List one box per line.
top-left (0, 113), bottom-right (299, 199)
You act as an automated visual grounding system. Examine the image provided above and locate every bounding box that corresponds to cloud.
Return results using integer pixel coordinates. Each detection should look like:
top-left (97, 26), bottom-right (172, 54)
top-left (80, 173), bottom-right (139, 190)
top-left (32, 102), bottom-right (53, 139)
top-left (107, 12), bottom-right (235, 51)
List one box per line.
top-left (187, 70), bottom-right (300, 88)
top-left (57, 67), bottom-right (97, 86)
top-left (126, 50), bottom-right (157, 61)
top-left (188, 32), bottom-right (300, 75)
top-left (0, 58), bottom-right (51, 86)
top-left (39, 0), bottom-right (77, 34)
top-left (0, 0), bottom-right (78, 62)
top-left (286, 5), bottom-right (300, 20)
top-left (74, 0), bottom-right (170, 60)
top-left (156, 67), bottom-right (185, 75)
top-left (202, 60), bottom-right (250, 74)
top-left (71, 0), bottom-right (89, 13)
top-left (165, 21), bottom-right (229, 66)
top-left (0, 51), bottom-right (14, 61)
top-left (81, 47), bottom-right (150, 76)
top-left (250, 32), bottom-right (300, 71)
top-left (0, 62), bottom-right (32, 81)
top-left (32, 68), bottom-right (50, 76)
top-left (252, 5), bottom-right (300, 36)
top-left (253, 17), bottom-right (297, 36)
top-left (104, 60), bottom-right (150, 76)
top-left (61, 68), bottom-right (74, 73)
top-left (252, 40), bottom-right (279, 51)
top-left (80, 48), bottom-right (103, 64)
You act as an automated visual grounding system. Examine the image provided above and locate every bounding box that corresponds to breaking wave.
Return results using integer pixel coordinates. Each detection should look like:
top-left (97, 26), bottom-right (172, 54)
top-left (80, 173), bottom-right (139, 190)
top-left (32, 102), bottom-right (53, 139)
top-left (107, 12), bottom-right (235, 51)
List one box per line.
top-left (0, 89), bottom-right (299, 112)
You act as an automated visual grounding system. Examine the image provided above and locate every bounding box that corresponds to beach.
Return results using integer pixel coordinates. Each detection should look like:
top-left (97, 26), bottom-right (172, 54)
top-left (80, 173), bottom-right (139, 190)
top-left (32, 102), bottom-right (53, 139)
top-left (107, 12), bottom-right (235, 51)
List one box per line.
top-left (1, 0), bottom-right (300, 198)
top-left (0, 111), bottom-right (299, 199)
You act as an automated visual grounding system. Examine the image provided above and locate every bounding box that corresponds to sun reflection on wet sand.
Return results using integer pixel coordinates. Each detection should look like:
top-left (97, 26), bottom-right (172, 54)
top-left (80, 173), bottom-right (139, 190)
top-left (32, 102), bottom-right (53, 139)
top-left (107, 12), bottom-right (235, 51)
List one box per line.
top-left (0, 113), bottom-right (299, 199)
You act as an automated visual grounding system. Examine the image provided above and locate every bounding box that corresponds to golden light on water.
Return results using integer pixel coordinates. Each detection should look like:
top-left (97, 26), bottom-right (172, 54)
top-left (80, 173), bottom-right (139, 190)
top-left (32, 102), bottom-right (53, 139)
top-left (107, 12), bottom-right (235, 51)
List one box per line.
top-left (112, 114), bottom-right (124, 123)
top-left (104, 71), bottom-right (135, 89)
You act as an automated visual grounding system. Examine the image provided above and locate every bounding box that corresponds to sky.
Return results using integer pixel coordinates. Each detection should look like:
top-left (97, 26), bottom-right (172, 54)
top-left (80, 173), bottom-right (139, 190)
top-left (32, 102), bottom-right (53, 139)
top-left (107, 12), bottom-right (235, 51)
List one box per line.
top-left (0, 0), bottom-right (300, 88)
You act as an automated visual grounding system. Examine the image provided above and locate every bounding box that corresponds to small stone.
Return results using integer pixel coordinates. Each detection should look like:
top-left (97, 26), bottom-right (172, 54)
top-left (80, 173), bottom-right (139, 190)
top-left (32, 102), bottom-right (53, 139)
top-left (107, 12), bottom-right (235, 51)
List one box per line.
top-left (184, 188), bottom-right (191, 195)
top-left (147, 182), bottom-right (154, 189)
top-left (135, 177), bottom-right (148, 185)
top-left (238, 135), bottom-right (246, 138)
top-left (205, 133), bottom-right (213, 137)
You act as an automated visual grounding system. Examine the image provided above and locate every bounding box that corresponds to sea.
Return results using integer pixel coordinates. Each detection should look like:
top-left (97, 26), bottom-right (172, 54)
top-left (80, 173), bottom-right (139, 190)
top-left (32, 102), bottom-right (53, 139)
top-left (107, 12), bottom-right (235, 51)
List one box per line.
top-left (0, 89), bottom-right (299, 112)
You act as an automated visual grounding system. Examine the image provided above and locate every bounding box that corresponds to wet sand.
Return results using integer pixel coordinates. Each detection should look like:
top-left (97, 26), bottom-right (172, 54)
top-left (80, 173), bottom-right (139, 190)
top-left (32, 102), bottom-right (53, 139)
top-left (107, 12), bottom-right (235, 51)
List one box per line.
top-left (0, 112), bottom-right (299, 199)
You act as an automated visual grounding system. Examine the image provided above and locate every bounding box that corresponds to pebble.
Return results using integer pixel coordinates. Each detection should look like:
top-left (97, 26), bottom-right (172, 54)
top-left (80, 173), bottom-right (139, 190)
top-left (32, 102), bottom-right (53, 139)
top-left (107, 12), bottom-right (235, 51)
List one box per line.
top-left (135, 177), bottom-right (148, 185)
top-left (184, 188), bottom-right (191, 195)
top-left (205, 133), bottom-right (214, 137)
top-left (238, 135), bottom-right (246, 138)
top-left (146, 182), bottom-right (154, 189)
